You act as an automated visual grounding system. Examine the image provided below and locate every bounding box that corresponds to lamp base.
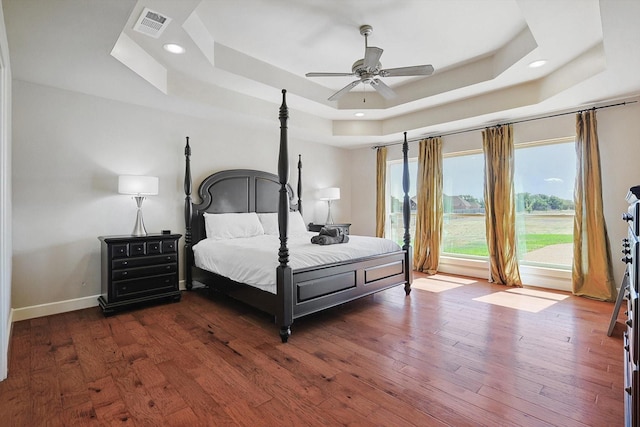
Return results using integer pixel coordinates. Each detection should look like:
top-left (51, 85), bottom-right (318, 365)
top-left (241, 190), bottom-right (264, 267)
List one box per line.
top-left (131, 210), bottom-right (147, 236)
top-left (325, 200), bottom-right (334, 225)
top-left (131, 196), bottom-right (148, 236)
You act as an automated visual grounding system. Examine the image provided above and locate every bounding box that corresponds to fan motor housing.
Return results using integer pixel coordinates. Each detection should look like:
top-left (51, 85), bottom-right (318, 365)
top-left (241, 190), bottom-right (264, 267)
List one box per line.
top-left (352, 59), bottom-right (381, 75)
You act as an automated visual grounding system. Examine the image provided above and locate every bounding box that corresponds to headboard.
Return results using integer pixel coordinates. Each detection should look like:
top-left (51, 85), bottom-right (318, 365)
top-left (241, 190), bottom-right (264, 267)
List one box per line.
top-left (183, 136), bottom-right (303, 248)
top-left (188, 169), bottom-right (299, 245)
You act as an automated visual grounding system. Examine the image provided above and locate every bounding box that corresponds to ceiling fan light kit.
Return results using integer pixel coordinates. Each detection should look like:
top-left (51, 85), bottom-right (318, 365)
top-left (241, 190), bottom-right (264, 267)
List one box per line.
top-left (306, 25), bottom-right (434, 101)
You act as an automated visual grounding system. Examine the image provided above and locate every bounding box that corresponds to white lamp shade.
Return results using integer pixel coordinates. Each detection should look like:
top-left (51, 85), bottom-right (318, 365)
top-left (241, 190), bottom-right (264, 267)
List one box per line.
top-left (118, 175), bottom-right (159, 195)
top-left (318, 187), bottom-right (340, 201)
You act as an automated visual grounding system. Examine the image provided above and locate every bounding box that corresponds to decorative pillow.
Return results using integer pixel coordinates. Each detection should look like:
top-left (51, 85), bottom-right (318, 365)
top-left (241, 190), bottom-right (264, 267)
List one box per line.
top-left (258, 211), bottom-right (308, 236)
top-left (203, 212), bottom-right (264, 240)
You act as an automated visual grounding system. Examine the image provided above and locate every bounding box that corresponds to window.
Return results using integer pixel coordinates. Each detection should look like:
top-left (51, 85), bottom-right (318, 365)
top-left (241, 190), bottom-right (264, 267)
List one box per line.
top-left (514, 139), bottom-right (575, 268)
top-left (442, 151), bottom-right (487, 257)
top-left (385, 138), bottom-right (575, 270)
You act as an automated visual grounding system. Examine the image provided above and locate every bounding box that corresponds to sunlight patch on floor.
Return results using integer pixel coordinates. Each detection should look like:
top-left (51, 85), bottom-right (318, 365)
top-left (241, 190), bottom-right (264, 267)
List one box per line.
top-left (473, 287), bottom-right (568, 313)
top-left (412, 276), bottom-right (466, 293)
top-left (505, 287), bottom-right (569, 301)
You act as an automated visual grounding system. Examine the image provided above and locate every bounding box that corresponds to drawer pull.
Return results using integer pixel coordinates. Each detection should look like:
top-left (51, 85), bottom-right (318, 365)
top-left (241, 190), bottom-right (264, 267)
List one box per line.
top-left (626, 319), bottom-right (633, 327)
top-left (122, 286), bottom-right (127, 290)
top-left (122, 272), bottom-right (128, 276)
top-left (122, 261), bottom-right (128, 266)
top-left (166, 266), bottom-right (171, 270)
top-left (626, 386), bottom-right (632, 395)
top-left (625, 344), bottom-right (630, 351)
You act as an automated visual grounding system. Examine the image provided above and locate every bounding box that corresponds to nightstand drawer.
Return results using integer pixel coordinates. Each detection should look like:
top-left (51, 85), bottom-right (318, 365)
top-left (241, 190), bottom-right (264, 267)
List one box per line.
top-left (130, 242), bottom-right (146, 256)
top-left (112, 263), bottom-right (177, 281)
top-left (163, 240), bottom-right (177, 253)
top-left (147, 240), bottom-right (162, 254)
top-left (114, 274), bottom-right (178, 300)
top-left (112, 254), bottom-right (177, 270)
top-left (111, 244), bottom-right (129, 258)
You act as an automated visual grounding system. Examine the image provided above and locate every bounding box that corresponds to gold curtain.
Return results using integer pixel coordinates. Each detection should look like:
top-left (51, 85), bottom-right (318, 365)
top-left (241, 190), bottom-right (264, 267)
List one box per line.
top-left (375, 147), bottom-right (387, 238)
top-left (573, 110), bottom-right (616, 301)
top-left (414, 137), bottom-right (443, 274)
top-left (482, 125), bottom-right (522, 287)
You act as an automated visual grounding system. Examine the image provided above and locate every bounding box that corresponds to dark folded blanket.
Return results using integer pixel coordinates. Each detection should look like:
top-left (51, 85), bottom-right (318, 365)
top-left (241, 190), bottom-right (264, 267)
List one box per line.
top-left (311, 226), bottom-right (349, 245)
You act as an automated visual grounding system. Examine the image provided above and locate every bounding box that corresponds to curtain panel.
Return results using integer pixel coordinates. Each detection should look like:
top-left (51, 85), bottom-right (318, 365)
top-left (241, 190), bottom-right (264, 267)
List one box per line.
top-left (573, 110), bottom-right (616, 301)
top-left (414, 137), bottom-right (443, 274)
top-left (482, 125), bottom-right (522, 287)
top-left (375, 147), bottom-right (387, 238)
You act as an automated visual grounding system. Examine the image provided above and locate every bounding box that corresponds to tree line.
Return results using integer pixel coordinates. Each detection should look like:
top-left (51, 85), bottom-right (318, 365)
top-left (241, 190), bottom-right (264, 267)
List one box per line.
top-left (457, 193), bottom-right (574, 212)
top-left (390, 193), bottom-right (574, 213)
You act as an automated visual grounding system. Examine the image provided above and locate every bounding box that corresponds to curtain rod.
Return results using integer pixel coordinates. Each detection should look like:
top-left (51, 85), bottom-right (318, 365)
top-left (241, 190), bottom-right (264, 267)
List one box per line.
top-left (370, 100), bottom-right (637, 150)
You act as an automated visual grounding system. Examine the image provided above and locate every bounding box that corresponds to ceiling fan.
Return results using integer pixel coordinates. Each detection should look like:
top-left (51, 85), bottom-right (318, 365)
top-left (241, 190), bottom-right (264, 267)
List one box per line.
top-left (305, 25), bottom-right (435, 102)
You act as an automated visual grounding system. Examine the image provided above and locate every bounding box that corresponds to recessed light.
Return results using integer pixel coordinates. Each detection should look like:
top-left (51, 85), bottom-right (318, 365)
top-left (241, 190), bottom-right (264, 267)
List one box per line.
top-left (163, 43), bottom-right (185, 54)
top-left (529, 59), bottom-right (547, 68)
top-left (354, 112), bottom-right (365, 117)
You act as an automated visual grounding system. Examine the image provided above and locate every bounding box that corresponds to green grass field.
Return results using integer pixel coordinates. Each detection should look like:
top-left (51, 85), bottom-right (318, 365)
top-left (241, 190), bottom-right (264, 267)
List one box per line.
top-left (390, 212), bottom-right (574, 263)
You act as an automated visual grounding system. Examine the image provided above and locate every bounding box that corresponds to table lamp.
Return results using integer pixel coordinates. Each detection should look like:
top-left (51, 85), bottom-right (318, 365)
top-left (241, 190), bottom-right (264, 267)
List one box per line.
top-left (118, 175), bottom-right (158, 236)
top-left (318, 187), bottom-right (340, 225)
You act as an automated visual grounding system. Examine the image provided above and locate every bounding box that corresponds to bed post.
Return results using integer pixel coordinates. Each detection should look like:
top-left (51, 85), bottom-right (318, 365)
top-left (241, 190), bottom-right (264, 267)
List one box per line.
top-left (184, 136), bottom-right (194, 290)
top-left (297, 154), bottom-right (303, 215)
top-left (402, 132), bottom-right (413, 294)
top-left (276, 89), bottom-right (293, 343)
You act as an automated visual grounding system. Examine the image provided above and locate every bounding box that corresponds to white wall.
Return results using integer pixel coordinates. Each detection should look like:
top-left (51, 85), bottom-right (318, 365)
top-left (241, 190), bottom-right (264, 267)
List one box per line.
top-left (0, 0), bottom-right (12, 382)
top-left (11, 80), bottom-right (352, 313)
top-left (350, 97), bottom-right (640, 290)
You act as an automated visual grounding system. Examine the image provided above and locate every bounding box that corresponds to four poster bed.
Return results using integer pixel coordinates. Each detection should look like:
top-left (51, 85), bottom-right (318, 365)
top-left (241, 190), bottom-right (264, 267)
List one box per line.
top-left (183, 90), bottom-right (413, 342)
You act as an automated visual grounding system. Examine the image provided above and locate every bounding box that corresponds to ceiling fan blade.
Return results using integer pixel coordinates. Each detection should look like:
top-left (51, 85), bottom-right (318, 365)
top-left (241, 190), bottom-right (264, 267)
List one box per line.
top-left (306, 72), bottom-right (356, 77)
top-left (363, 46), bottom-right (383, 70)
top-left (371, 78), bottom-right (396, 99)
top-left (380, 64), bottom-right (434, 77)
top-left (328, 80), bottom-right (361, 101)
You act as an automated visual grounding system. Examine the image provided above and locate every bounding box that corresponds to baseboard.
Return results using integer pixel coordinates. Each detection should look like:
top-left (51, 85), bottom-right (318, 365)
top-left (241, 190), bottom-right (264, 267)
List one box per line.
top-left (12, 282), bottom-right (189, 323)
top-left (438, 255), bottom-right (572, 292)
top-left (11, 295), bottom-right (100, 322)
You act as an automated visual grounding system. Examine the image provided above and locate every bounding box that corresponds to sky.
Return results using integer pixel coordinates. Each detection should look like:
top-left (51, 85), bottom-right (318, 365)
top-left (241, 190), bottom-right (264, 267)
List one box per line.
top-left (389, 141), bottom-right (576, 201)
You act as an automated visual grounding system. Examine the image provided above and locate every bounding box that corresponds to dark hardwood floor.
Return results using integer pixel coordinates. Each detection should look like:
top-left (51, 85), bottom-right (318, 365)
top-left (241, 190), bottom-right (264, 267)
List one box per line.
top-left (0, 272), bottom-right (625, 426)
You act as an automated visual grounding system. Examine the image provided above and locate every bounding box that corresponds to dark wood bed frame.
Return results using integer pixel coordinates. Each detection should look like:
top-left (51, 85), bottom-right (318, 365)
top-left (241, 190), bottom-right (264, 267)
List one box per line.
top-left (184, 90), bottom-right (413, 342)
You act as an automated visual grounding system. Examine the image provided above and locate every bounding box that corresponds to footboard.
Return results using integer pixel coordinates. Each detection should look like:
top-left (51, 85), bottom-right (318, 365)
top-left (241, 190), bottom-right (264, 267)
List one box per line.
top-left (291, 251), bottom-right (410, 319)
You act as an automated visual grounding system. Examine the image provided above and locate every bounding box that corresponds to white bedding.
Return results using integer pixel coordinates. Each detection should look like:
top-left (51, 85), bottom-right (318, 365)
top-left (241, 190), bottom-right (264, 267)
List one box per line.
top-left (192, 232), bottom-right (401, 293)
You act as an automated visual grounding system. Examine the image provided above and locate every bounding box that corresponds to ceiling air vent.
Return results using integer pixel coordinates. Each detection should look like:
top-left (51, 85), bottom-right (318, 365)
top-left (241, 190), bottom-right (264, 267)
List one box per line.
top-left (133, 7), bottom-right (172, 38)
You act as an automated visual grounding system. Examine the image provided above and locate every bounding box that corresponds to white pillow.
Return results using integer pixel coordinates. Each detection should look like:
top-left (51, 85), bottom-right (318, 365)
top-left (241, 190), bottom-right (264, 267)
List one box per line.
top-left (258, 211), bottom-right (308, 236)
top-left (289, 211), bottom-right (309, 235)
top-left (203, 212), bottom-right (264, 240)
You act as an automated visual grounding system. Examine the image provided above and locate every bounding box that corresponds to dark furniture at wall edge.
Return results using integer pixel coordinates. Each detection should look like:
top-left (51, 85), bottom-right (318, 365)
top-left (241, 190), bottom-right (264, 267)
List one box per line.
top-left (98, 233), bottom-right (182, 315)
top-left (183, 89), bottom-right (413, 343)
top-left (619, 187), bottom-right (640, 426)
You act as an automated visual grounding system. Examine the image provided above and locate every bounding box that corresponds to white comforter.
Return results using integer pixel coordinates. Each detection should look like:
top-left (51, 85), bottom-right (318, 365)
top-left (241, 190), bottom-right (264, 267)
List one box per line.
top-left (193, 232), bottom-right (401, 293)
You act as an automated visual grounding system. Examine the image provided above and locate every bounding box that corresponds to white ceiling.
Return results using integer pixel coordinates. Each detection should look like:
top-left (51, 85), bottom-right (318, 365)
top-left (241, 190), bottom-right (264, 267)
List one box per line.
top-left (4, 0), bottom-right (640, 148)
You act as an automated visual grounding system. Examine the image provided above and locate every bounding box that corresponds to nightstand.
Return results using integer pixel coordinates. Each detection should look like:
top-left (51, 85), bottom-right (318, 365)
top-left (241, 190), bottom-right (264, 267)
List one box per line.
top-left (98, 233), bottom-right (182, 315)
top-left (308, 223), bottom-right (351, 235)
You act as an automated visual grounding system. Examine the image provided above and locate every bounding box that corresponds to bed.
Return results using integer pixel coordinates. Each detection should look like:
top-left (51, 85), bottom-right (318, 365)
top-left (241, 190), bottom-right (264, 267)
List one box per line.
top-left (183, 90), bottom-right (413, 342)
